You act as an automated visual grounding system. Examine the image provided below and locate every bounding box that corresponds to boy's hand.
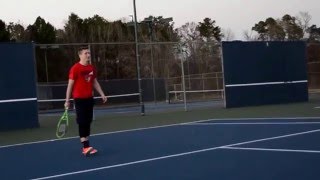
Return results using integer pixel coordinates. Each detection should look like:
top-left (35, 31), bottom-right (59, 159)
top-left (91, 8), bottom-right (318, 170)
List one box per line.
top-left (64, 101), bottom-right (70, 109)
top-left (101, 95), bottom-right (107, 103)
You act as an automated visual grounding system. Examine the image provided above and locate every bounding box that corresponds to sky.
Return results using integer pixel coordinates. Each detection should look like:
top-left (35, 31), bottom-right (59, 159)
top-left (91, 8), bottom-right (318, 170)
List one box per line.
top-left (1, 0), bottom-right (319, 40)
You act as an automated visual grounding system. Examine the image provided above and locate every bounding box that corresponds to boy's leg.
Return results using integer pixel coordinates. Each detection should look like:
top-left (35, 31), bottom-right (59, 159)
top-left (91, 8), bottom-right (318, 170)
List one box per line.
top-left (75, 98), bottom-right (97, 155)
top-left (79, 123), bottom-right (97, 155)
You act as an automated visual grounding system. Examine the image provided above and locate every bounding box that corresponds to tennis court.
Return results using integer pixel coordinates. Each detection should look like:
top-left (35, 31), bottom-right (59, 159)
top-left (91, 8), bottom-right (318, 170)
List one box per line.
top-left (2, 116), bottom-right (320, 180)
top-left (1, 41), bottom-right (320, 180)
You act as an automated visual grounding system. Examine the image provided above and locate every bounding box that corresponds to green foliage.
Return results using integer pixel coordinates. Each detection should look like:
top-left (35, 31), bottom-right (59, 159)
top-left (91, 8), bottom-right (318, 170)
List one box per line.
top-left (63, 13), bottom-right (85, 42)
top-left (266, 18), bottom-right (286, 41)
top-left (176, 19), bottom-right (222, 77)
top-left (1, 12), bottom-right (319, 83)
top-left (252, 14), bottom-right (303, 41)
top-left (197, 18), bottom-right (223, 42)
top-left (7, 22), bottom-right (25, 42)
top-left (24, 16), bottom-right (56, 43)
top-left (307, 25), bottom-right (320, 42)
top-left (252, 21), bottom-right (268, 40)
top-left (281, 14), bottom-right (303, 40)
top-left (0, 20), bottom-right (10, 42)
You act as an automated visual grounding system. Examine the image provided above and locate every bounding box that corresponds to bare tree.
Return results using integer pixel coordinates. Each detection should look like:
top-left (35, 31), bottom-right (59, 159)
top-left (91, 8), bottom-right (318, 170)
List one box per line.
top-left (222, 28), bottom-right (235, 41)
top-left (296, 11), bottom-right (312, 38)
top-left (243, 29), bottom-right (258, 41)
top-left (178, 22), bottom-right (200, 42)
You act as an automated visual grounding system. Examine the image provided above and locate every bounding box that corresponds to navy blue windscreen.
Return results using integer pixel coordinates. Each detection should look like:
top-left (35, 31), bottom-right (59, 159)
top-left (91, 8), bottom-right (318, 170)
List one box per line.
top-left (0, 43), bottom-right (39, 130)
top-left (222, 41), bottom-right (308, 108)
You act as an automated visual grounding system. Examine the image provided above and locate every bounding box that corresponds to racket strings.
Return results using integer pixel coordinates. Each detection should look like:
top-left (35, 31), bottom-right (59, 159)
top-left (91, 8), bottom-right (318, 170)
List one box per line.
top-left (56, 110), bottom-right (69, 138)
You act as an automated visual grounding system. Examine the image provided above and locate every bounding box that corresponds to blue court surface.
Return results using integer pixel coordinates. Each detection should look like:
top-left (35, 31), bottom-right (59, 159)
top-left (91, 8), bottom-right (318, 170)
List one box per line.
top-left (2, 117), bottom-right (320, 180)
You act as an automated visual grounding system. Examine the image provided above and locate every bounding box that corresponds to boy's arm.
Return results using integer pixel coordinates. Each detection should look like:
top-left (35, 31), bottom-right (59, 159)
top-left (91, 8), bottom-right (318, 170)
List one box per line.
top-left (65, 79), bottom-right (74, 109)
top-left (93, 78), bottom-right (107, 103)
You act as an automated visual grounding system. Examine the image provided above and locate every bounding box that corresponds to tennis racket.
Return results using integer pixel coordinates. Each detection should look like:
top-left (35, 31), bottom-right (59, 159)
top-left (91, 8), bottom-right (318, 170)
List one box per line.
top-left (56, 108), bottom-right (69, 138)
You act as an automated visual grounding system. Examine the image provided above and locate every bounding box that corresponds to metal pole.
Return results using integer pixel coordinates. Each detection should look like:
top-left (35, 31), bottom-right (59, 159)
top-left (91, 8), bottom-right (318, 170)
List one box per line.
top-left (133, 0), bottom-right (145, 115)
top-left (149, 23), bottom-right (156, 104)
top-left (187, 59), bottom-right (191, 90)
top-left (202, 73), bottom-right (206, 99)
top-left (44, 48), bottom-right (49, 83)
top-left (181, 55), bottom-right (187, 111)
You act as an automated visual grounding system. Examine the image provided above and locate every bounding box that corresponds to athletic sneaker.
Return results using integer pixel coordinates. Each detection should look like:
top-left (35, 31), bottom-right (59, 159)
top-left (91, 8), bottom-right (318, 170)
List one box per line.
top-left (82, 147), bottom-right (92, 156)
top-left (82, 147), bottom-right (98, 156)
top-left (89, 148), bottom-right (98, 155)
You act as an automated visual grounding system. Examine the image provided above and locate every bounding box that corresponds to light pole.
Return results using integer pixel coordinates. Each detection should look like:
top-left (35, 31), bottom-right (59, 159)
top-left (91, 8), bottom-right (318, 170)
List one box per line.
top-left (180, 50), bottom-right (187, 111)
top-left (44, 48), bottom-right (48, 82)
top-left (187, 57), bottom-right (191, 90)
top-left (129, 15), bottom-right (134, 22)
top-left (175, 43), bottom-right (188, 111)
top-left (133, 0), bottom-right (145, 115)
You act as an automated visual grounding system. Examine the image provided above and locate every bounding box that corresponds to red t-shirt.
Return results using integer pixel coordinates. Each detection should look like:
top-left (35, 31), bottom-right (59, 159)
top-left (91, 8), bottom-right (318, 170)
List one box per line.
top-left (69, 62), bottom-right (96, 99)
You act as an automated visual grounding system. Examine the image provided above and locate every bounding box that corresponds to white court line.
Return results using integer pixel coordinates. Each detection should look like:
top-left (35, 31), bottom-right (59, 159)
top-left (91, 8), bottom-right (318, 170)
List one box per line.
top-left (221, 147), bottom-right (320, 154)
top-left (180, 117), bottom-right (320, 125)
top-left (222, 129), bottom-right (320, 148)
top-left (184, 122), bottom-right (320, 126)
top-left (2, 116), bottom-right (320, 149)
top-left (31, 128), bottom-right (320, 180)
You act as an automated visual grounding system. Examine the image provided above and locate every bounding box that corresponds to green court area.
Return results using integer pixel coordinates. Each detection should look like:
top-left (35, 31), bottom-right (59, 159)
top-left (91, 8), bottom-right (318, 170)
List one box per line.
top-left (1, 96), bottom-right (320, 146)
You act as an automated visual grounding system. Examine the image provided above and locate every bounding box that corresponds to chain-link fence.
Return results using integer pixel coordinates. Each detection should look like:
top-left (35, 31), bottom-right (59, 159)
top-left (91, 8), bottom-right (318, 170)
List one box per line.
top-left (35, 41), bottom-right (320, 111)
top-left (138, 42), bottom-right (223, 106)
top-left (307, 43), bottom-right (320, 89)
top-left (35, 41), bottom-right (223, 111)
top-left (307, 43), bottom-right (320, 101)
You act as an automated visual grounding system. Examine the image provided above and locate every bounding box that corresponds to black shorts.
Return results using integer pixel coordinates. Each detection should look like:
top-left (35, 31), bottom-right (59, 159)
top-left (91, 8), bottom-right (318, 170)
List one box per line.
top-left (74, 97), bottom-right (94, 125)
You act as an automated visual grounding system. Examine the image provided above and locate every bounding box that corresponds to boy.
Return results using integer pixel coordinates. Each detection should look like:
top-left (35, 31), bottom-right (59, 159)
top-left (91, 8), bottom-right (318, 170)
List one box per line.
top-left (65, 46), bottom-right (107, 156)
